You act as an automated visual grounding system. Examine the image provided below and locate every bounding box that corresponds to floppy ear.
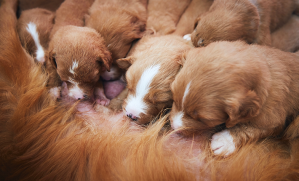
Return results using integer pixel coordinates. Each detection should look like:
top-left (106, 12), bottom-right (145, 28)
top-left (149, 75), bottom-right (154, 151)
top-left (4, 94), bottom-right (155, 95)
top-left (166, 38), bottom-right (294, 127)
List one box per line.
top-left (225, 90), bottom-right (261, 128)
top-left (98, 56), bottom-right (112, 72)
top-left (131, 16), bottom-right (146, 38)
top-left (116, 56), bottom-right (134, 70)
top-left (177, 51), bottom-right (188, 66)
top-left (193, 16), bottom-right (201, 30)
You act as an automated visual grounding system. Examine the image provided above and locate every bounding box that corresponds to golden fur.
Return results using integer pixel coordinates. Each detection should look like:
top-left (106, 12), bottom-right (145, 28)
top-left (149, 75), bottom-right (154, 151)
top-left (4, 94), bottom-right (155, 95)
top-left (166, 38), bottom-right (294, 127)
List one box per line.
top-left (18, 0), bottom-right (63, 12)
top-left (170, 41), bottom-right (299, 153)
top-left (191, 0), bottom-right (299, 47)
top-left (17, 8), bottom-right (54, 62)
top-left (147, 0), bottom-right (191, 35)
top-left (173, 0), bottom-right (213, 36)
top-left (1, 1), bottom-right (299, 180)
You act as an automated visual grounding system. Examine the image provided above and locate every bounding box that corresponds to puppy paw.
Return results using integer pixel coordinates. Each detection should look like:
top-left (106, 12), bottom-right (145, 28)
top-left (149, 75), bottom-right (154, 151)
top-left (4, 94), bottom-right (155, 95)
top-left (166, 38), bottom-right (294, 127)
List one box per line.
top-left (49, 86), bottom-right (61, 100)
top-left (96, 96), bottom-right (110, 106)
top-left (211, 130), bottom-right (235, 156)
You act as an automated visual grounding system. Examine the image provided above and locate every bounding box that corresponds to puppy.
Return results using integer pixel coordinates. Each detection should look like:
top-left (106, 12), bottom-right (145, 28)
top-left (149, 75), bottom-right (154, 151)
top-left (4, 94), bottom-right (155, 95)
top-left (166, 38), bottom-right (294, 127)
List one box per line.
top-left (147, 0), bottom-right (191, 35)
top-left (85, 0), bottom-right (147, 81)
top-left (191, 0), bottom-right (299, 47)
top-left (2, 1), bottom-right (299, 180)
top-left (272, 15), bottom-right (299, 52)
top-left (173, 0), bottom-right (213, 36)
top-left (48, 25), bottom-right (112, 105)
top-left (116, 35), bottom-right (191, 124)
top-left (17, 8), bottom-right (54, 63)
top-left (170, 41), bottom-right (299, 156)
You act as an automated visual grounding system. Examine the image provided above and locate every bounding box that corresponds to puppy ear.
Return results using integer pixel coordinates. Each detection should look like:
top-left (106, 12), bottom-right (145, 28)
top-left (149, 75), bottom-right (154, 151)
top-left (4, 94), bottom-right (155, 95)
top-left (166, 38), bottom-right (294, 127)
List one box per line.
top-left (194, 16), bottom-right (201, 30)
top-left (98, 56), bottom-right (112, 72)
top-left (177, 51), bottom-right (188, 66)
top-left (131, 16), bottom-right (146, 38)
top-left (225, 90), bottom-right (261, 128)
top-left (116, 56), bottom-right (134, 70)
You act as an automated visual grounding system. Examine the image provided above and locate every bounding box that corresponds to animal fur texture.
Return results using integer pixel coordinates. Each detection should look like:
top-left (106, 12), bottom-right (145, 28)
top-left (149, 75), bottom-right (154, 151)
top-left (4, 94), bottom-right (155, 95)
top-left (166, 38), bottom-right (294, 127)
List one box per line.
top-left (191, 0), bottom-right (299, 47)
top-left (1, 0), bottom-right (299, 180)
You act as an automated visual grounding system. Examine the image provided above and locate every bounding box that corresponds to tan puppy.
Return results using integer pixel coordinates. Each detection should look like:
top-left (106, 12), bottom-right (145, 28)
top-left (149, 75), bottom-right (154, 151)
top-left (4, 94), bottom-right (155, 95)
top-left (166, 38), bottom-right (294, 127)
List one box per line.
top-left (48, 25), bottom-right (112, 104)
top-left (191, 0), bottom-right (299, 47)
top-left (116, 35), bottom-right (191, 124)
top-left (147, 0), bottom-right (191, 35)
top-left (272, 15), bottom-right (299, 52)
top-left (173, 0), bottom-right (213, 36)
top-left (85, 0), bottom-right (147, 81)
top-left (17, 8), bottom-right (54, 63)
top-left (170, 41), bottom-right (299, 156)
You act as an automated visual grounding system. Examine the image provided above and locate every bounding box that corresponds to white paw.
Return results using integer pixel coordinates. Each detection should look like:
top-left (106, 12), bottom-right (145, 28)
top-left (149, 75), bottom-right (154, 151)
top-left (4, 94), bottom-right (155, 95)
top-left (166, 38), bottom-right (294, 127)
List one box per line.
top-left (183, 34), bottom-right (191, 41)
top-left (49, 86), bottom-right (61, 99)
top-left (211, 130), bottom-right (235, 156)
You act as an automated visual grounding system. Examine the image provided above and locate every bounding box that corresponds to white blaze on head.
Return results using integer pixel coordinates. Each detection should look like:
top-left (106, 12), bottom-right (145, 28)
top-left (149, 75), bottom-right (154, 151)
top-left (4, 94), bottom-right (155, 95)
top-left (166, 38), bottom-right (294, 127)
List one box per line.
top-left (67, 78), bottom-right (84, 99)
top-left (172, 82), bottom-right (191, 130)
top-left (125, 64), bottom-right (160, 118)
top-left (26, 22), bottom-right (45, 63)
top-left (69, 60), bottom-right (79, 75)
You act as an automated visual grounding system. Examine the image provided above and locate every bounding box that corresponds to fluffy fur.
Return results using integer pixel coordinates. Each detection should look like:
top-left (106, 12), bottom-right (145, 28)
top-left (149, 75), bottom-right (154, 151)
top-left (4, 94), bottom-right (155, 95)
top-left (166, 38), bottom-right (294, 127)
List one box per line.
top-left (173, 0), bottom-right (213, 36)
top-left (191, 0), bottom-right (299, 47)
top-left (1, 1), bottom-right (299, 180)
top-left (17, 8), bottom-right (54, 63)
top-left (117, 35), bottom-right (191, 124)
top-left (170, 41), bottom-right (299, 155)
top-left (147, 0), bottom-right (191, 35)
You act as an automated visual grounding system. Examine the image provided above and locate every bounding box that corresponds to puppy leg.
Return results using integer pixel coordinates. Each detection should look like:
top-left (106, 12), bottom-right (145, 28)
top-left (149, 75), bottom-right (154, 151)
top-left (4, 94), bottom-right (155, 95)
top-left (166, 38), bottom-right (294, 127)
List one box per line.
top-left (94, 81), bottom-right (110, 106)
top-left (211, 124), bottom-right (278, 156)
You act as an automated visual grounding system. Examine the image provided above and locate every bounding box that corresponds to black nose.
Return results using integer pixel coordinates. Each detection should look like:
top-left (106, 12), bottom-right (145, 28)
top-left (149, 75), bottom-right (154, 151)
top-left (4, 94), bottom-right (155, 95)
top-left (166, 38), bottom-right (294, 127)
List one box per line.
top-left (83, 95), bottom-right (88, 99)
top-left (127, 113), bottom-right (132, 119)
top-left (126, 114), bottom-right (137, 121)
top-left (78, 98), bottom-right (81, 100)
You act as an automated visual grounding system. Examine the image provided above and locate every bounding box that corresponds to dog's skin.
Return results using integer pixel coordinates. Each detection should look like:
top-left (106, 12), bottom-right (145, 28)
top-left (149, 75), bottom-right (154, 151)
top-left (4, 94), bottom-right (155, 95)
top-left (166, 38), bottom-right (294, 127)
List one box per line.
top-left (116, 35), bottom-right (191, 124)
top-left (2, 1), bottom-right (299, 180)
top-left (272, 15), bottom-right (299, 53)
top-left (191, 0), bottom-right (299, 47)
top-left (170, 41), bottom-right (299, 156)
top-left (147, 0), bottom-right (191, 35)
top-left (48, 25), bottom-right (112, 105)
top-left (173, 0), bottom-right (213, 36)
top-left (85, 0), bottom-right (147, 81)
top-left (49, 0), bottom-right (94, 40)
top-left (17, 8), bottom-right (54, 63)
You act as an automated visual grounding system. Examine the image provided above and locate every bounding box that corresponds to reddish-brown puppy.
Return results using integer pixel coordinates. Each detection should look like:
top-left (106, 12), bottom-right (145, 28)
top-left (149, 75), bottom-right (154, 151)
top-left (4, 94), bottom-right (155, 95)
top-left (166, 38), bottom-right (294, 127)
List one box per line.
top-left (17, 8), bottom-right (54, 63)
top-left (85, 0), bottom-right (147, 81)
top-left (147, 0), bottom-right (191, 35)
top-left (116, 35), bottom-right (191, 124)
top-left (173, 0), bottom-right (213, 36)
top-left (170, 41), bottom-right (299, 156)
top-left (191, 0), bottom-right (299, 47)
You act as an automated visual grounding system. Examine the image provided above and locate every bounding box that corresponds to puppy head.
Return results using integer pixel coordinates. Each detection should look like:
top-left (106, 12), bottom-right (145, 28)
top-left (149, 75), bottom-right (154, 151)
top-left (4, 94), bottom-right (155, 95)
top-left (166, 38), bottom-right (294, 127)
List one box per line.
top-left (116, 35), bottom-right (191, 124)
top-left (85, 2), bottom-right (147, 61)
top-left (48, 26), bottom-right (112, 100)
top-left (191, 1), bottom-right (259, 47)
top-left (169, 42), bottom-right (269, 134)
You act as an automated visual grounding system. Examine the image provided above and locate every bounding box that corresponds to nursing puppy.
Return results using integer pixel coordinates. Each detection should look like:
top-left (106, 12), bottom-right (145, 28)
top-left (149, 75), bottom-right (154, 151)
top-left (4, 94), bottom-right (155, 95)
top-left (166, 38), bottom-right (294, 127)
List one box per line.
top-left (48, 25), bottom-right (112, 104)
top-left (272, 15), bottom-right (299, 52)
top-left (147, 0), bottom-right (191, 35)
top-left (17, 8), bottom-right (54, 63)
top-left (173, 0), bottom-right (213, 36)
top-left (116, 35), bottom-right (191, 124)
top-left (191, 0), bottom-right (299, 47)
top-left (85, 0), bottom-right (147, 81)
top-left (170, 41), bottom-right (299, 156)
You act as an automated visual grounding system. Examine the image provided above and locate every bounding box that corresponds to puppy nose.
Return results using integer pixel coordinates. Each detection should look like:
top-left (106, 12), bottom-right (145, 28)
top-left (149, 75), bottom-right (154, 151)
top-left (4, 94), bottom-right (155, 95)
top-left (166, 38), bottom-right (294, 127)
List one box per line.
top-left (78, 98), bottom-right (81, 100)
top-left (127, 113), bottom-right (138, 121)
top-left (83, 95), bottom-right (88, 99)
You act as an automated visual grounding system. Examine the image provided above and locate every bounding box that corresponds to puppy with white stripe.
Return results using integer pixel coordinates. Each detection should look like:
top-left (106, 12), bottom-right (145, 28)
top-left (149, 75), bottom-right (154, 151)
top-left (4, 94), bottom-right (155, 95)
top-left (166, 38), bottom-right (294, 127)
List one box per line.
top-left (47, 25), bottom-right (112, 105)
top-left (170, 41), bottom-right (299, 156)
top-left (116, 35), bottom-right (191, 124)
top-left (17, 8), bottom-right (54, 63)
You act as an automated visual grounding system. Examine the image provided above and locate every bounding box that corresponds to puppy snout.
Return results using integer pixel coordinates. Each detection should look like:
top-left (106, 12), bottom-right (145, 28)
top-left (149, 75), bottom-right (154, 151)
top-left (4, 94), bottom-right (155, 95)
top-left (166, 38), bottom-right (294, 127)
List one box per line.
top-left (126, 113), bottom-right (138, 121)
